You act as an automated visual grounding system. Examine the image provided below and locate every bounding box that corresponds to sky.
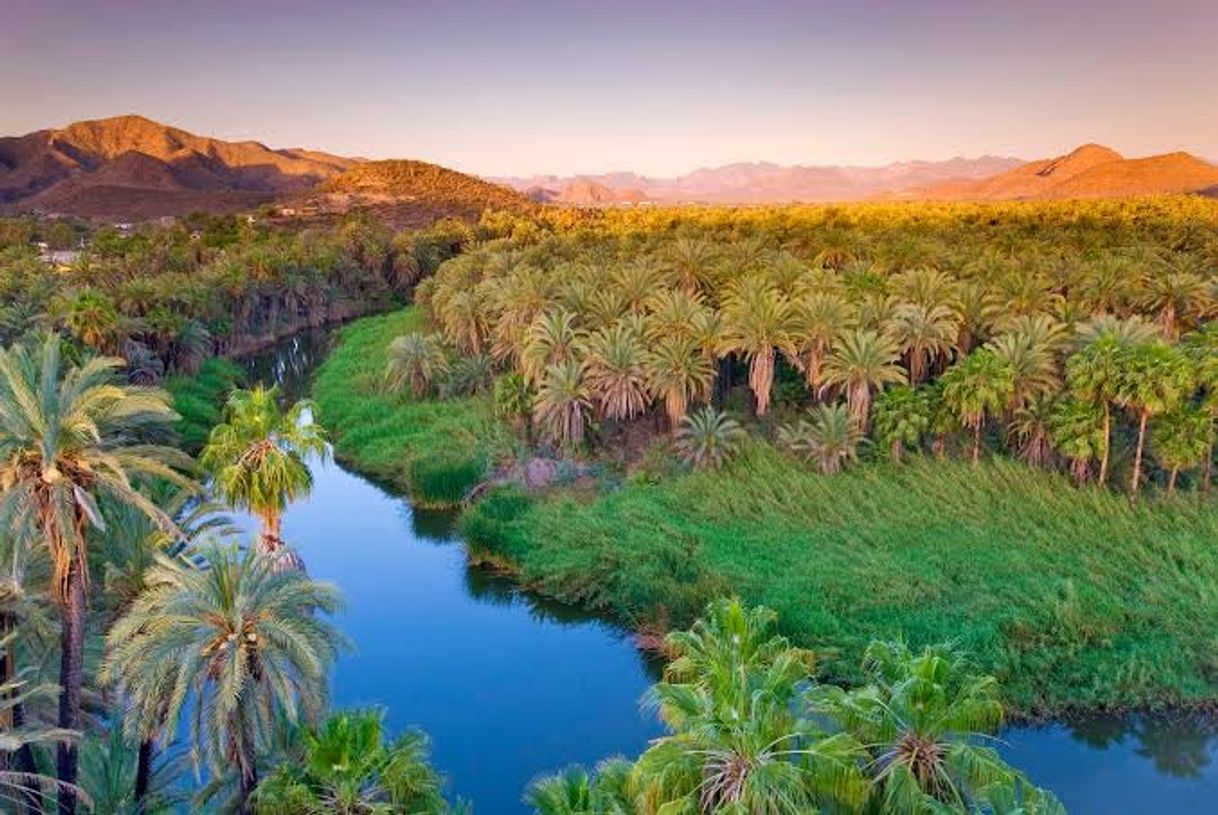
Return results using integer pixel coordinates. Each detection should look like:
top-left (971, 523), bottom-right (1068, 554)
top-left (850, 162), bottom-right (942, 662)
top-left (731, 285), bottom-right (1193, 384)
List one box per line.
top-left (2, 0), bottom-right (1216, 177)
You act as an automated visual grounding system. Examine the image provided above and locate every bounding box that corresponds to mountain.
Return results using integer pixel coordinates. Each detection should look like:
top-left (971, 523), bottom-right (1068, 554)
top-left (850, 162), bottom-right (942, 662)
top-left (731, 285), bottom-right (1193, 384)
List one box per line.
top-left (494, 156), bottom-right (1023, 204)
top-left (0, 115), bottom-right (357, 217)
top-left (312, 159), bottom-right (532, 226)
top-left (914, 144), bottom-right (1218, 201)
top-left (0, 115), bottom-right (532, 223)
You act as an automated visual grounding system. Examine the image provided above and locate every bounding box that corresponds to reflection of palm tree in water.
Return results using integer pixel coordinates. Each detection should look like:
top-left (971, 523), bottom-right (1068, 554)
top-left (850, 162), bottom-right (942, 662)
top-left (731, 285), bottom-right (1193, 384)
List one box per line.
top-left (1068, 713), bottom-right (1218, 779)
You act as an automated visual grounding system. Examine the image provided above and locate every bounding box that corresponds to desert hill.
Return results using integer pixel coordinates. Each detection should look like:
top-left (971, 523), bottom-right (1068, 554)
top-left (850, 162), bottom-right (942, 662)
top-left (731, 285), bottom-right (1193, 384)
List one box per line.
top-left (915, 144), bottom-right (1218, 201)
top-left (0, 116), bottom-right (531, 223)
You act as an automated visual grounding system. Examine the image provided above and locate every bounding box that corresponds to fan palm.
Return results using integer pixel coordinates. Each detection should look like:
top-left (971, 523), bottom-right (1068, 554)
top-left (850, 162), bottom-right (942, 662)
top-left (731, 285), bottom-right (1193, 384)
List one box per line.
top-left (384, 332), bottom-right (449, 398)
top-left (634, 599), bottom-right (866, 815)
top-left (525, 758), bottom-right (635, 815)
top-left (102, 545), bottom-right (345, 815)
top-left (0, 333), bottom-right (191, 815)
top-left (1152, 406), bottom-right (1211, 492)
top-left (254, 708), bottom-right (450, 815)
top-left (674, 407), bottom-right (745, 471)
top-left (812, 641), bottom-right (1063, 815)
top-left (820, 329), bottom-right (905, 431)
top-left (718, 278), bottom-right (798, 417)
top-left (1116, 341), bottom-right (1194, 494)
top-left (200, 385), bottom-right (327, 552)
top-left (941, 348), bottom-right (1015, 465)
top-left (872, 385), bottom-right (931, 462)
top-left (1049, 397), bottom-right (1107, 485)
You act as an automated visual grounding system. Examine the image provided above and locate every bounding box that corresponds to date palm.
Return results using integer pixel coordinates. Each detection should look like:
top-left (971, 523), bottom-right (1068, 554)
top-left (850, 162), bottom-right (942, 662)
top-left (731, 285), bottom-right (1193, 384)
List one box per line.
top-left (777, 402), bottom-right (863, 474)
top-left (790, 290), bottom-right (854, 394)
top-left (1184, 324), bottom-right (1218, 490)
top-left (1116, 341), bottom-right (1194, 495)
top-left (643, 288), bottom-right (706, 344)
top-left (941, 348), bottom-right (1014, 465)
top-left (0, 333), bottom-right (191, 815)
top-left (102, 545), bottom-right (345, 815)
top-left (254, 709), bottom-right (449, 815)
top-left (886, 302), bottom-right (959, 384)
top-left (718, 278), bottom-right (798, 417)
top-left (812, 641), bottom-right (1063, 815)
top-left (521, 310), bottom-right (583, 386)
top-left (820, 329), bottom-right (905, 432)
top-left (1138, 264), bottom-right (1211, 340)
top-left (201, 385), bottom-right (326, 553)
top-left (582, 323), bottom-right (649, 422)
top-left (384, 332), bottom-right (449, 398)
top-left (675, 407), bottom-right (745, 471)
top-left (533, 359), bottom-right (594, 451)
top-left (873, 385), bottom-right (931, 462)
top-left (643, 337), bottom-right (714, 431)
top-left (663, 235), bottom-right (719, 294)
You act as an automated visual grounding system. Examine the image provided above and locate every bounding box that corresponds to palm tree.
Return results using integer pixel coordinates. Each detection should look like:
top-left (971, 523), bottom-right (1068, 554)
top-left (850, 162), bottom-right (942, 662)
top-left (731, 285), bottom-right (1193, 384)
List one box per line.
top-left (718, 278), bottom-right (798, 417)
top-left (525, 758), bottom-right (635, 815)
top-left (1066, 331), bottom-right (1134, 485)
top-left (1116, 341), bottom-right (1194, 495)
top-left (582, 323), bottom-right (649, 422)
top-left (1010, 395), bottom-right (1058, 468)
top-left (0, 334), bottom-right (191, 815)
top-left (77, 726), bottom-right (184, 815)
top-left (662, 236), bottom-right (719, 294)
top-left (254, 709), bottom-right (450, 814)
top-left (886, 302), bottom-right (958, 384)
top-left (675, 408), bottom-right (745, 471)
top-left (820, 329), bottom-right (905, 432)
top-left (812, 641), bottom-right (1063, 815)
top-left (521, 310), bottom-right (584, 386)
top-left (1049, 397), bottom-right (1107, 485)
top-left (872, 385), bottom-right (931, 462)
top-left (634, 599), bottom-right (866, 814)
top-left (1138, 264), bottom-right (1211, 340)
top-left (384, 332), bottom-right (449, 398)
top-left (986, 319), bottom-right (1064, 413)
top-left (533, 359), bottom-right (594, 451)
top-left (790, 290), bottom-right (853, 395)
top-left (0, 633), bottom-right (81, 813)
top-left (777, 402), bottom-right (864, 475)
top-left (642, 337), bottom-right (715, 431)
top-left (1184, 324), bottom-right (1218, 490)
top-left (102, 545), bottom-right (345, 815)
top-left (200, 385), bottom-right (327, 553)
top-left (1152, 407), bottom-right (1211, 492)
top-left (941, 348), bottom-right (1014, 465)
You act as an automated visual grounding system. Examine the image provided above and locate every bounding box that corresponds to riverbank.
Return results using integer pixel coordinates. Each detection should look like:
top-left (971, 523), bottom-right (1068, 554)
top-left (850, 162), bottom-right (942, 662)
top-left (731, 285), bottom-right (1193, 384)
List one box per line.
top-left (315, 309), bottom-right (1218, 716)
top-left (311, 309), bottom-right (510, 506)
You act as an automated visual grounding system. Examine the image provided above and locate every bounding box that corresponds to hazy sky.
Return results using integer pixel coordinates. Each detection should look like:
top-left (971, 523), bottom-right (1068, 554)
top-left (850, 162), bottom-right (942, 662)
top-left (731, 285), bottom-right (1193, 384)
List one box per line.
top-left (3, 0), bottom-right (1216, 176)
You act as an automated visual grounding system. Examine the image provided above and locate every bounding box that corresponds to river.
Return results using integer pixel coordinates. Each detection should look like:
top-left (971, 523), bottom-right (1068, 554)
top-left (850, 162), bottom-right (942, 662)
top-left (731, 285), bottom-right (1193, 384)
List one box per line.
top-left (237, 331), bottom-right (1218, 814)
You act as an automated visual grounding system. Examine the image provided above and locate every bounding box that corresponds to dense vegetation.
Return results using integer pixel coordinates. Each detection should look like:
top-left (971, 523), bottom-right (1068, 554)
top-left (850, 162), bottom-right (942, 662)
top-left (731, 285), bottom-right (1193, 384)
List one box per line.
top-left (308, 197), bottom-right (1218, 715)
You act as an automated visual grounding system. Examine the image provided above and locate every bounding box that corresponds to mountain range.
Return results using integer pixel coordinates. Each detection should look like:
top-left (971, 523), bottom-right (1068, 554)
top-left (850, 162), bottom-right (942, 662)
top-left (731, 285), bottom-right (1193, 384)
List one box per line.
top-left (1, 115), bottom-right (1216, 221)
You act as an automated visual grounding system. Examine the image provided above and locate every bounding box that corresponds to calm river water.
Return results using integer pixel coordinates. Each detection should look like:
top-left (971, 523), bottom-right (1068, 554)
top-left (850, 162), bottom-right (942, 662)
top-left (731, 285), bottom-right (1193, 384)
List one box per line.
top-left (237, 332), bottom-right (1218, 814)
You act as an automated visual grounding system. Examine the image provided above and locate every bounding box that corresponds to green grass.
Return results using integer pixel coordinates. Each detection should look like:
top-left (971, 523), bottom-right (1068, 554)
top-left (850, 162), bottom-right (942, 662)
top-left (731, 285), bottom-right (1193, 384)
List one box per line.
top-left (165, 358), bottom-right (246, 453)
top-left (462, 443), bottom-right (1218, 714)
top-left (311, 308), bottom-right (507, 506)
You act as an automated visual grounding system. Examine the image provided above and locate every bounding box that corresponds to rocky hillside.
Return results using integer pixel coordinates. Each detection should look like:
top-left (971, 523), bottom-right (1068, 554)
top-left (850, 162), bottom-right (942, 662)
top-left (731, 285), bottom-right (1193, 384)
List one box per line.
top-left (915, 144), bottom-right (1218, 200)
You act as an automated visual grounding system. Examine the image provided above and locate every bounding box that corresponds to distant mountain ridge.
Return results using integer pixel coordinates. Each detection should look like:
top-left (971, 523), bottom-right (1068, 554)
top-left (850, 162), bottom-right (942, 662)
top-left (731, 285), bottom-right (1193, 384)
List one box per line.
top-left (494, 155), bottom-right (1024, 204)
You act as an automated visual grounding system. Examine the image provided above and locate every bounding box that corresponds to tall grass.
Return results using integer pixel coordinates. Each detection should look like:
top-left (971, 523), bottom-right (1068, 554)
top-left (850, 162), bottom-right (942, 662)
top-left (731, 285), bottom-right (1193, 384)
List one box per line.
top-left (462, 442), bottom-right (1218, 713)
top-left (165, 358), bottom-right (246, 453)
top-left (312, 308), bottom-right (507, 506)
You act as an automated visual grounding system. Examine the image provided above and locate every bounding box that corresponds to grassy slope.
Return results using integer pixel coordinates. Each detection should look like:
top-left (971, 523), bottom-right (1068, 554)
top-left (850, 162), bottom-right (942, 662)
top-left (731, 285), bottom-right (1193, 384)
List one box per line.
top-left (463, 444), bottom-right (1218, 714)
top-left (311, 308), bottom-right (506, 504)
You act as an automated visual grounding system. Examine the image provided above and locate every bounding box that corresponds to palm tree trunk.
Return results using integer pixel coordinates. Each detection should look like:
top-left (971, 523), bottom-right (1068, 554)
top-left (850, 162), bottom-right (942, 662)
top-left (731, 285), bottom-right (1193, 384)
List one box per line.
top-left (135, 738), bottom-right (154, 812)
top-left (1098, 403), bottom-right (1111, 486)
top-left (891, 438), bottom-right (902, 463)
top-left (972, 422), bottom-right (982, 465)
top-left (56, 556), bottom-right (86, 815)
top-left (1168, 466), bottom-right (1179, 493)
top-left (1204, 436), bottom-right (1214, 493)
top-left (1130, 408), bottom-right (1149, 496)
top-left (236, 752), bottom-right (258, 815)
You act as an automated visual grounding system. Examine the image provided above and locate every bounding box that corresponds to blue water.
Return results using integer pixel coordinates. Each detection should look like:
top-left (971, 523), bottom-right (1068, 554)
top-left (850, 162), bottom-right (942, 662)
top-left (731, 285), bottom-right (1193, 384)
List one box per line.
top-left (239, 332), bottom-right (1218, 814)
